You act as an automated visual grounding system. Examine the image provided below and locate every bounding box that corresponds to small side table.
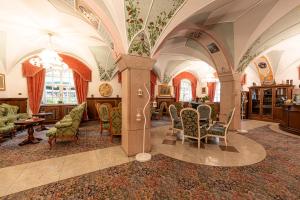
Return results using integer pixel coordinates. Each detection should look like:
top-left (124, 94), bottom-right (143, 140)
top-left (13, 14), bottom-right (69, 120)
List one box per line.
top-left (14, 118), bottom-right (45, 146)
top-left (32, 112), bottom-right (53, 131)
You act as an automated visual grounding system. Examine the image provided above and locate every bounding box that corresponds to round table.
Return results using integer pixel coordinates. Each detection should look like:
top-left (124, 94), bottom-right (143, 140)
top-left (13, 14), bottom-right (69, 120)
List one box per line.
top-left (32, 112), bottom-right (53, 131)
top-left (14, 118), bottom-right (45, 146)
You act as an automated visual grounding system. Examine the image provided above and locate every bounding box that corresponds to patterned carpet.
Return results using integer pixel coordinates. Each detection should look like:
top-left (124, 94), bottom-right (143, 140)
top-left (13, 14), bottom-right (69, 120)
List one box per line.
top-left (2, 125), bottom-right (299, 199)
top-left (0, 124), bottom-right (120, 168)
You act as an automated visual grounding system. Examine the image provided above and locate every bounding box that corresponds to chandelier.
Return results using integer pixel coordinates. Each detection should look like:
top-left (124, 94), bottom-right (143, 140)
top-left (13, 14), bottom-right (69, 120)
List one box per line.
top-left (29, 33), bottom-right (67, 71)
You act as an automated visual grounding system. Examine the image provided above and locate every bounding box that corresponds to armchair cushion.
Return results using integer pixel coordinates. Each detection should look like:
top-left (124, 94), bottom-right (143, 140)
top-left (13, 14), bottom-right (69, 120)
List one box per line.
top-left (174, 120), bottom-right (183, 129)
top-left (0, 106), bottom-right (7, 116)
top-left (208, 125), bottom-right (225, 136)
top-left (1, 104), bottom-right (19, 115)
top-left (17, 113), bottom-right (30, 120)
top-left (55, 121), bottom-right (73, 129)
top-left (46, 127), bottom-right (57, 137)
top-left (0, 122), bottom-right (14, 134)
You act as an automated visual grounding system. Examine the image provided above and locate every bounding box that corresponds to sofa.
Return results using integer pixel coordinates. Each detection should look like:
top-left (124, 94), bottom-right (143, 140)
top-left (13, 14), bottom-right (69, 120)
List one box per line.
top-left (46, 102), bottom-right (86, 149)
top-left (0, 103), bottom-right (29, 140)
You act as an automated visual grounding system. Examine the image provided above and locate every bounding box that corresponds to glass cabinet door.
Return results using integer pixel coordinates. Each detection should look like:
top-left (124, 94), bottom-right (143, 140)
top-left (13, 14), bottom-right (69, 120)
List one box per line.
top-left (275, 88), bottom-right (287, 107)
top-left (251, 88), bottom-right (260, 114)
top-left (262, 88), bottom-right (272, 116)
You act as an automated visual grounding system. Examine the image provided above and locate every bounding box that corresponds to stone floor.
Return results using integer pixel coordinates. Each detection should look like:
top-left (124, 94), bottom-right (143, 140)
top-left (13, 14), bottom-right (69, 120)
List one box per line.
top-left (0, 119), bottom-right (298, 197)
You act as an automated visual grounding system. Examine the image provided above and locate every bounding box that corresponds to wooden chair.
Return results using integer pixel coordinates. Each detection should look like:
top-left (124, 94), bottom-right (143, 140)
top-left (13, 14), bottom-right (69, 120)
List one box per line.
top-left (206, 107), bottom-right (236, 146)
top-left (158, 101), bottom-right (168, 119)
top-left (180, 108), bottom-right (207, 149)
top-left (110, 107), bottom-right (121, 143)
top-left (95, 103), bottom-right (112, 136)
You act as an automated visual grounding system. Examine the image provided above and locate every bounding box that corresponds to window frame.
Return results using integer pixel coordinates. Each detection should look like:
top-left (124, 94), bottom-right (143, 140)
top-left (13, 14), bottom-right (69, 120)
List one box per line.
top-left (179, 79), bottom-right (193, 102)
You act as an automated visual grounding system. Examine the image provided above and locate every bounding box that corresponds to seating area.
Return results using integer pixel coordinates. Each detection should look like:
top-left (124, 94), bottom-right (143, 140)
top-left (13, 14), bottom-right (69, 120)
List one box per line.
top-left (0, 1), bottom-right (300, 199)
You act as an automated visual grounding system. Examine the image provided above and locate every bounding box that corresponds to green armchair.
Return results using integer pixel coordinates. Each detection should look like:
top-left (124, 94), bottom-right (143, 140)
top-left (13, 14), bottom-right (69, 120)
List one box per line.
top-left (0, 118), bottom-right (15, 141)
top-left (46, 102), bottom-right (86, 149)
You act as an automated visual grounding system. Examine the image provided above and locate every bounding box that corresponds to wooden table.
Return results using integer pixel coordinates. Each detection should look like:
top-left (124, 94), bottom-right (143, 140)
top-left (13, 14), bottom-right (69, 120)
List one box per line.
top-left (32, 112), bottom-right (53, 131)
top-left (14, 118), bottom-right (45, 146)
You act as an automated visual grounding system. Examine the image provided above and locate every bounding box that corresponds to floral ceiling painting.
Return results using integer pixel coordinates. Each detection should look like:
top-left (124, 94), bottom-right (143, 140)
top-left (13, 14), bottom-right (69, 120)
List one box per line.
top-left (125, 0), bottom-right (186, 56)
top-left (89, 46), bottom-right (117, 81)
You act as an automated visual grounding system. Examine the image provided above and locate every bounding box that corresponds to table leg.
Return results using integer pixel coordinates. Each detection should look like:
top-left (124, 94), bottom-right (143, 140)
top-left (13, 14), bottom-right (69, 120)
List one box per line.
top-left (19, 126), bottom-right (42, 146)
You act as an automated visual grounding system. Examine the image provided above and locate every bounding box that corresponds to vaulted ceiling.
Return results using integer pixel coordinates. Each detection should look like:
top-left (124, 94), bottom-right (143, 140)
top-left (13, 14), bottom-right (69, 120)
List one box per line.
top-left (1, 0), bottom-right (300, 83)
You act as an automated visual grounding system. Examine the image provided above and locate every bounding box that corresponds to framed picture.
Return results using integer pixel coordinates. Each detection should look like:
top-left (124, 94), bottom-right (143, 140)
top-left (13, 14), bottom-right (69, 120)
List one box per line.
top-left (0, 74), bottom-right (5, 91)
top-left (202, 87), bottom-right (206, 94)
top-left (158, 85), bottom-right (171, 96)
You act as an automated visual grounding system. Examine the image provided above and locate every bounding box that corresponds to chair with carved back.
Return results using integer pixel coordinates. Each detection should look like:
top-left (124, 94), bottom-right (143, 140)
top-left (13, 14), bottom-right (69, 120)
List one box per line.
top-left (206, 107), bottom-right (236, 146)
top-left (180, 108), bottom-right (207, 149)
top-left (95, 103), bottom-right (112, 136)
top-left (110, 107), bottom-right (121, 143)
top-left (197, 104), bottom-right (212, 127)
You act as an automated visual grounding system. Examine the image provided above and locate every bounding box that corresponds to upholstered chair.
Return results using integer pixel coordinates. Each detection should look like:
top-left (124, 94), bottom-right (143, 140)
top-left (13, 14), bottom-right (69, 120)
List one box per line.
top-left (95, 103), bottom-right (112, 135)
top-left (197, 104), bottom-right (212, 127)
top-left (180, 108), bottom-right (207, 149)
top-left (158, 101), bottom-right (168, 119)
top-left (118, 102), bottom-right (122, 109)
top-left (169, 104), bottom-right (182, 134)
top-left (206, 107), bottom-right (236, 146)
top-left (110, 107), bottom-right (122, 143)
top-left (0, 117), bottom-right (15, 140)
top-left (173, 102), bottom-right (183, 115)
top-left (46, 102), bottom-right (86, 149)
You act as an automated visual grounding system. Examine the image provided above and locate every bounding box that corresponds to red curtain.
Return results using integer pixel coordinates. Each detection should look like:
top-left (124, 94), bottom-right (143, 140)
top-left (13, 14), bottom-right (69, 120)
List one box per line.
top-left (207, 82), bottom-right (216, 102)
top-left (150, 70), bottom-right (157, 99)
top-left (172, 72), bottom-right (197, 102)
top-left (22, 62), bottom-right (45, 114)
top-left (61, 55), bottom-right (91, 120)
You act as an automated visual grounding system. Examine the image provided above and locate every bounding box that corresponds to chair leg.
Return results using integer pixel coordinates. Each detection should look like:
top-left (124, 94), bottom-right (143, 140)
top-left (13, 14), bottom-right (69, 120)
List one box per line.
top-left (198, 139), bottom-right (200, 149)
top-left (205, 137), bottom-right (208, 144)
top-left (48, 137), bottom-right (54, 150)
top-left (224, 137), bottom-right (227, 146)
top-left (182, 135), bottom-right (184, 144)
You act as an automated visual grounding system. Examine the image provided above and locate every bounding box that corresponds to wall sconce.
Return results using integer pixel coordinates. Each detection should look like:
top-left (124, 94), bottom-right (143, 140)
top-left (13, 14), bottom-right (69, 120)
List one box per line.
top-left (136, 109), bottom-right (142, 121)
top-left (138, 88), bottom-right (143, 96)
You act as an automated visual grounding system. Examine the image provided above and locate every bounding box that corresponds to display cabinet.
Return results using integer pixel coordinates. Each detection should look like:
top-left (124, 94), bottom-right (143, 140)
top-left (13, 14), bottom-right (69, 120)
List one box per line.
top-left (248, 85), bottom-right (294, 122)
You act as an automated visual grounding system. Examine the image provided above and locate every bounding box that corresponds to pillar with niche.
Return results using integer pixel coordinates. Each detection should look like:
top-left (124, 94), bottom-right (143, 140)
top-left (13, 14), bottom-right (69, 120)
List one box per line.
top-left (218, 72), bottom-right (241, 130)
top-left (116, 54), bottom-right (156, 156)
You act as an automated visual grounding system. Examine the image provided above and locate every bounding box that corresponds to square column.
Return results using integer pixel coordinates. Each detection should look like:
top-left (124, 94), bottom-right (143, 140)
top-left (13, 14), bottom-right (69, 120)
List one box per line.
top-left (219, 72), bottom-right (241, 130)
top-left (116, 54), bottom-right (156, 156)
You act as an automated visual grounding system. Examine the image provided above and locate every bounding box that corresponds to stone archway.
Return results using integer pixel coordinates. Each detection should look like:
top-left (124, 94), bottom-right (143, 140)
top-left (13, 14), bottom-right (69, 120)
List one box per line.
top-left (153, 26), bottom-right (241, 130)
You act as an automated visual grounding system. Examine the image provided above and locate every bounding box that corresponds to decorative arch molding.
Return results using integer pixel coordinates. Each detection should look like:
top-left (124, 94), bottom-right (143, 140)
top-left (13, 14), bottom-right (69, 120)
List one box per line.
top-left (237, 6), bottom-right (300, 73)
top-left (153, 24), bottom-right (234, 77)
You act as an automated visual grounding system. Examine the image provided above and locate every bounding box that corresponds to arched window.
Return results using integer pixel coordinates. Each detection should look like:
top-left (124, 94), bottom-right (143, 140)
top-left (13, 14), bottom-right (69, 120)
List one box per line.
top-left (42, 67), bottom-right (77, 104)
top-left (180, 79), bottom-right (192, 102)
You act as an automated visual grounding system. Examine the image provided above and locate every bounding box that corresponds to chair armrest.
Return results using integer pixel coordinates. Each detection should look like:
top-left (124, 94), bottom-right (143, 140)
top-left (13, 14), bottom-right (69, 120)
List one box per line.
top-left (55, 121), bottom-right (72, 128)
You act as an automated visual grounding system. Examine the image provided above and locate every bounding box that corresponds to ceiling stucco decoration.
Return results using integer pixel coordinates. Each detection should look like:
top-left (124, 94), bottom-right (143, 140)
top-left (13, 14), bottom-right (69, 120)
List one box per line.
top-left (89, 46), bottom-right (117, 81)
top-left (125, 0), bottom-right (186, 56)
top-left (237, 5), bottom-right (300, 73)
top-left (128, 31), bottom-right (150, 56)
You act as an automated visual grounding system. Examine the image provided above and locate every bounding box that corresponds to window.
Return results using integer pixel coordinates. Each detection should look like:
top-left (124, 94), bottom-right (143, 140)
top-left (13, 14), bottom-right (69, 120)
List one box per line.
top-left (214, 81), bottom-right (221, 102)
top-left (42, 68), bottom-right (77, 104)
top-left (180, 79), bottom-right (192, 102)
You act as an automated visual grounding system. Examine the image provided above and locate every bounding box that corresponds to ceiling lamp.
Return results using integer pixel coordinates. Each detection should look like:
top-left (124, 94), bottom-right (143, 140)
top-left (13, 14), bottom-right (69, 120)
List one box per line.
top-left (29, 33), bottom-right (67, 71)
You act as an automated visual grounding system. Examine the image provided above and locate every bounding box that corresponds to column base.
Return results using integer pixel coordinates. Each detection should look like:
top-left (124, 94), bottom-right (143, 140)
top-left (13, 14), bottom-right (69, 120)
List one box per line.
top-left (136, 153), bottom-right (152, 162)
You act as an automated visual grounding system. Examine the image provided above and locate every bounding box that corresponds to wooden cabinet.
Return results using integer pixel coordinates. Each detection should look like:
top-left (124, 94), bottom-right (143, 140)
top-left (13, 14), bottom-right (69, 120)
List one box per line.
top-left (248, 85), bottom-right (294, 122)
top-left (279, 105), bottom-right (300, 136)
top-left (39, 104), bottom-right (77, 124)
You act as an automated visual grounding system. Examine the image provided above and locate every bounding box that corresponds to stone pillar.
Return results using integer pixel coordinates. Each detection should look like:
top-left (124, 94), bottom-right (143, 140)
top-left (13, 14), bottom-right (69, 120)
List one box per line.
top-left (116, 54), bottom-right (155, 156)
top-left (218, 72), bottom-right (241, 130)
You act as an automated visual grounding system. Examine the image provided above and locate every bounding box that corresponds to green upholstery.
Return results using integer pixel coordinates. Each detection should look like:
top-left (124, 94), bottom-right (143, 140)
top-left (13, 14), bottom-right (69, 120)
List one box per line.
top-left (181, 109), bottom-right (201, 138)
top-left (173, 102), bottom-right (183, 115)
top-left (0, 103), bottom-right (29, 138)
top-left (46, 103), bottom-right (86, 142)
top-left (111, 107), bottom-right (121, 136)
top-left (169, 105), bottom-right (182, 131)
top-left (180, 108), bottom-right (207, 149)
top-left (207, 108), bottom-right (236, 146)
top-left (197, 104), bottom-right (211, 127)
top-left (95, 103), bottom-right (112, 134)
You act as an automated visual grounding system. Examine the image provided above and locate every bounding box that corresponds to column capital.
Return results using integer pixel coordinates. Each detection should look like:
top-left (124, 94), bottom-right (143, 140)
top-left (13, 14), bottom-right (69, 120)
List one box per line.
top-left (116, 54), bottom-right (156, 72)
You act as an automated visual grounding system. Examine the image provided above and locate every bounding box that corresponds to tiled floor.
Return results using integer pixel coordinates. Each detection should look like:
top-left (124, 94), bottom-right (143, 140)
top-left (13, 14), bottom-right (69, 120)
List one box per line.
top-left (0, 119), bottom-right (293, 197)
